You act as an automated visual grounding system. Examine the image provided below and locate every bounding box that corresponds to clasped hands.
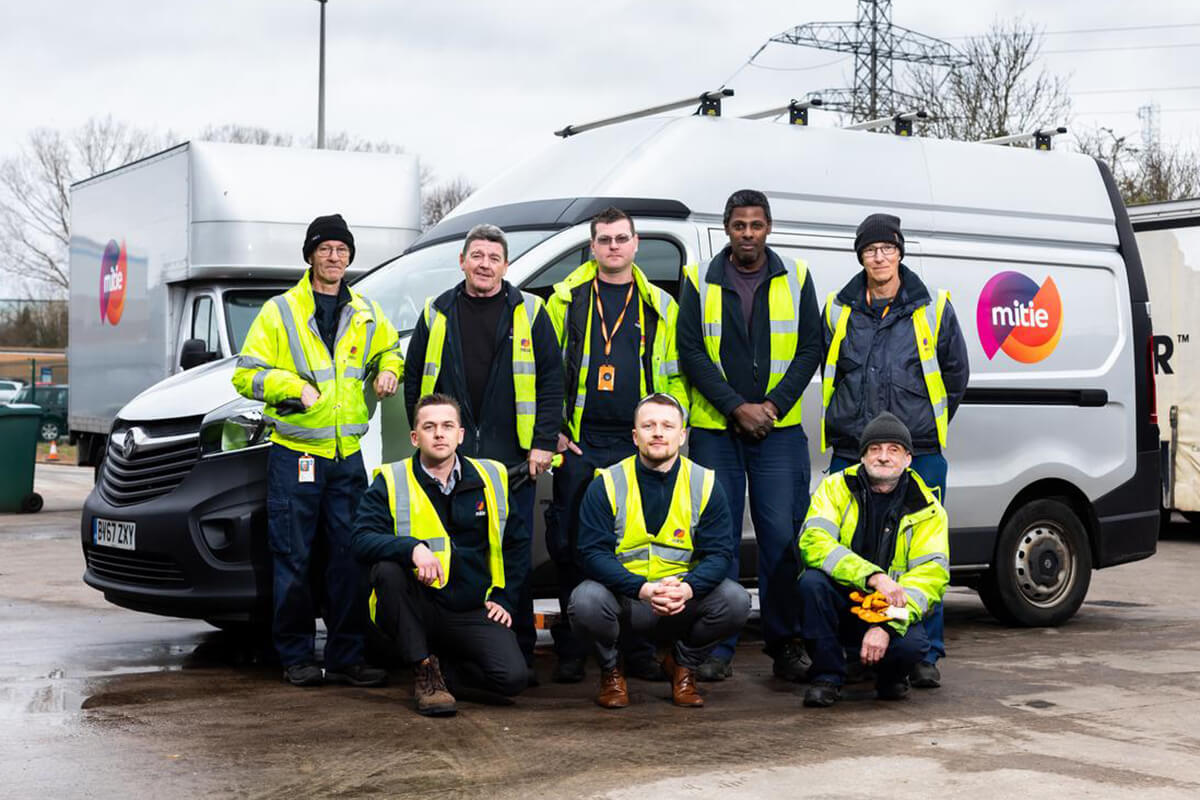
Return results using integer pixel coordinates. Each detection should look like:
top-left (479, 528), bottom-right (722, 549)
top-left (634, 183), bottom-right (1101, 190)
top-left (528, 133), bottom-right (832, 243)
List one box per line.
top-left (731, 400), bottom-right (779, 440)
top-left (638, 576), bottom-right (694, 616)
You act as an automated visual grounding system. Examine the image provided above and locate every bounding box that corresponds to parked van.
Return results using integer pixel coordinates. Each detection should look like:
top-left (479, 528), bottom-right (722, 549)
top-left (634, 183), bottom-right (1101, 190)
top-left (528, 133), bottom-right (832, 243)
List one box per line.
top-left (82, 109), bottom-right (1158, 630)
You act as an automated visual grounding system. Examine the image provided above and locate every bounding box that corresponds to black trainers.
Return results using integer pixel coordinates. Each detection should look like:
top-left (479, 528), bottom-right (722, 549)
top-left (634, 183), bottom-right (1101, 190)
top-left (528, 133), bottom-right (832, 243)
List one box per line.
top-left (909, 661), bottom-right (941, 689)
top-left (325, 663), bottom-right (388, 687)
top-left (552, 656), bottom-right (586, 684)
top-left (769, 641), bottom-right (811, 682)
top-left (803, 681), bottom-right (841, 707)
top-left (695, 656), bottom-right (733, 682)
top-left (876, 677), bottom-right (910, 701)
top-left (625, 654), bottom-right (668, 682)
top-left (283, 662), bottom-right (324, 687)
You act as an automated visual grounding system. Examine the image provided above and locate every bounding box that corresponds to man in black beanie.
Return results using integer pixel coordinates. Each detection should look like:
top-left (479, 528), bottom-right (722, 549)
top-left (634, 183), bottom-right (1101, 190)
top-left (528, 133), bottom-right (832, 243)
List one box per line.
top-left (817, 213), bottom-right (969, 689)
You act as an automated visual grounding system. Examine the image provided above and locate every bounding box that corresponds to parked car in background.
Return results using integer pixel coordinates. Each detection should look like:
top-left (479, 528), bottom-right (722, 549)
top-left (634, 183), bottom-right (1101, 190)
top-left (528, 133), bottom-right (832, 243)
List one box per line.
top-left (14, 383), bottom-right (68, 441)
top-left (0, 380), bottom-right (22, 404)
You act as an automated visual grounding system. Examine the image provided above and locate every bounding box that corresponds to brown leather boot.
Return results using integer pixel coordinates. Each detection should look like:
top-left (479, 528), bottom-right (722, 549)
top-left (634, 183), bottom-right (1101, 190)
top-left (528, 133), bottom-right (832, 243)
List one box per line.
top-left (595, 666), bottom-right (629, 709)
top-left (413, 655), bottom-right (457, 717)
top-left (664, 654), bottom-right (704, 707)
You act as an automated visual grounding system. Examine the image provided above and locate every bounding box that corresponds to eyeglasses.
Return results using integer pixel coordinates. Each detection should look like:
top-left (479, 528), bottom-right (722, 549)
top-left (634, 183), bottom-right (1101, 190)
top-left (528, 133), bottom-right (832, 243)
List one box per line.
top-left (594, 234), bottom-right (633, 247)
top-left (862, 244), bottom-right (899, 258)
top-left (315, 244), bottom-right (351, 258)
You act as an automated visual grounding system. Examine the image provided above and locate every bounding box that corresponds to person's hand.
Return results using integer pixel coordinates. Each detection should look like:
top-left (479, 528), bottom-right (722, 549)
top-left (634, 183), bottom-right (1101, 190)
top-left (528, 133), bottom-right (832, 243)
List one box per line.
top-left (556, 432), bottom-right (583, 456)
top-left (300, 384), bottom-right (321, 409)
top-left (867, 573), bottom-right (908, 608)
top-left (763, 400), bottom-right (780, 423)
top-left (638, 580), bottom-right (661, 604)
top-left (860, 625), bottom-right (890, 666)
top-left (654, 577), bottom-right (693, 616)
top-left (528, 447), bottom-right (555, 477)
top-left (485, 601), bottom-right (512, 628)
top-left (373, 370), bottom-right (399, 398)
top-left (411, 543), bottom-right (445, 587)
top-left (731, 403), bottom-right (774, 439)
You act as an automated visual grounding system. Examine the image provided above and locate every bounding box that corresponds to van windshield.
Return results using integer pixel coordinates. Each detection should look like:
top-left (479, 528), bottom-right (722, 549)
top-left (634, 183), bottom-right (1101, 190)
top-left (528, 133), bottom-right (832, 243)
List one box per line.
top-left (224, 291), bottom-right (277, 353)
top-left (355, 229), bottom-right (557, 335)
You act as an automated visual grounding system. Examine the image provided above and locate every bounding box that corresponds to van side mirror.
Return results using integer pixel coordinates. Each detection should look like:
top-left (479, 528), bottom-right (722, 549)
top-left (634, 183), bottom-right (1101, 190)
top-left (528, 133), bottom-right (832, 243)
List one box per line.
top-left (180, 338), bottom-right (219, 370)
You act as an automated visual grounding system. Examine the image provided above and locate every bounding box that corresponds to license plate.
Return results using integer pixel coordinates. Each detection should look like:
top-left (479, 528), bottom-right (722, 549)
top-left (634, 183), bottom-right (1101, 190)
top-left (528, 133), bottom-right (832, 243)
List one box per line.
top-left (93, 518), bottom-right (136, 550)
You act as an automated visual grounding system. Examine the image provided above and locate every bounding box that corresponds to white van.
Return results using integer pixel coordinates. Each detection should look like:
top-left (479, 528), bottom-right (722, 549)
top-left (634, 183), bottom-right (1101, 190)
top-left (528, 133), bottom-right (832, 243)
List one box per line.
top-left (83, 109), bottom-right (1159, 630)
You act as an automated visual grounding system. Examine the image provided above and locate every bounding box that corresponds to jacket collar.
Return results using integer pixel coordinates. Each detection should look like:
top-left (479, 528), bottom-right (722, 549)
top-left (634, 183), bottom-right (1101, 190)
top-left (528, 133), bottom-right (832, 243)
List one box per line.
top-left (553, 260), bottom-right (668, 317)
top-left (703, 245), bottom-right (787, 286)
top-left (289, 270), bottom-right (360, 312)
top-left (844, 463), bottom-right (939, 518)
top-left (835, 262), bottom-right (931, 313)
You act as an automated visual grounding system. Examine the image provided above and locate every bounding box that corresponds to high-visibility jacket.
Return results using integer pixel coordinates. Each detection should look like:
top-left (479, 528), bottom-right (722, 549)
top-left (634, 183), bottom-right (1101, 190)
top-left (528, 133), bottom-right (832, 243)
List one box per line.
top-left (368, 455), bottom-right (509, 622)
top-left (419, 291), bottom-right (544, 450)
top-left (233, 273), bottom-right (402, 459)
top-left (798, 464), bottom-right (949, 636)
top-left (681, 258), bottom-right (809, 429)
top-left (821, 288), bottom-right (951, 452)
top-left (547, 260), bottom-right (688, 439)
top-left (597, 455), bottom-right (716, 581)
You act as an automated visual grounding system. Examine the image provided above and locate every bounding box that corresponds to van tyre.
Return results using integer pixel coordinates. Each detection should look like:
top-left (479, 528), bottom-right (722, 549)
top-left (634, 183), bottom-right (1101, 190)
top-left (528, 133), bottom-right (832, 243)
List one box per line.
top-left (983, 498), bottom-right (1091, 627)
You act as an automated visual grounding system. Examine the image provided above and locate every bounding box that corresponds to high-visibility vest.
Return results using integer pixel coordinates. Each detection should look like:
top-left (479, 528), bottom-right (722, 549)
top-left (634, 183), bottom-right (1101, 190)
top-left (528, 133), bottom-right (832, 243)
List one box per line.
top-left (546, 261), bottom-right (687, 440)
top-left (368, 456), bottom-right (509, 622)
top-left (420, 292), bottom-right (543, 449)
top-left (232, 272), bottom-right (402, 459)
top-left (597, 455), bottom-right (716, 582)
top-left (682, 259), bottom-right (809, 430)
top-left (820, 289), bottom-right (950, 452)
top-left (797, 464), bottom-right (949, 636)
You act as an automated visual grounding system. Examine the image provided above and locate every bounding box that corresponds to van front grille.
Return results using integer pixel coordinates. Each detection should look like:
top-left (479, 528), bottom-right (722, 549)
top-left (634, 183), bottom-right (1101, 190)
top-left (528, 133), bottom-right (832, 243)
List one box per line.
top-left (98, 419), bottom-right (202, 506)
top-left (84, 547), bottom-right (189, 587)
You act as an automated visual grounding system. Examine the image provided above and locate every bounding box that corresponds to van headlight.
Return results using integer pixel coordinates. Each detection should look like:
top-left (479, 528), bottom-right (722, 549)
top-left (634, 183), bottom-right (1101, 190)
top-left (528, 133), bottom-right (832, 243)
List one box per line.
top-left (199, 398), bottom-right (270, 457)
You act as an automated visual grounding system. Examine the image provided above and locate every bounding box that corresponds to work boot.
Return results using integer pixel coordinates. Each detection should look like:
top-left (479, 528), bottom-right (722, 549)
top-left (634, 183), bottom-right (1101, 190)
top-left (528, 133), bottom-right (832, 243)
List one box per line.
top-left (769, 640), bottom-right (812, 683)
top-left (283, 662), bottom-right (323, 687)
top-left (625, 653), bottom-right (668, 682)
top-left (803, 681), bottom-right (841, 708)
top-left (876, 676), bottom-right (910, 701)
top-left (595, 666), bottom-right (630, 709)
top-left (664, 654), bottom-right (704, 708)
top-left (909, 661), bottom-right (942, 689)
top-left (325, 663), bottom-right (388, 687)
top-left (552, 656), bottom-right (586, 684)
top-left (413, 655), bottom-right (457, 717)
top-left (695, 655), bottom-right (732, 682)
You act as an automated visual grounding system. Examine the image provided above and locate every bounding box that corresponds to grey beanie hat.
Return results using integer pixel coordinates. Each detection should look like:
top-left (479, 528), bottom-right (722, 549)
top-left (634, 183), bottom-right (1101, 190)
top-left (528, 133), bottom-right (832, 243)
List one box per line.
top-left (859, 411), bottom-right (913, 456)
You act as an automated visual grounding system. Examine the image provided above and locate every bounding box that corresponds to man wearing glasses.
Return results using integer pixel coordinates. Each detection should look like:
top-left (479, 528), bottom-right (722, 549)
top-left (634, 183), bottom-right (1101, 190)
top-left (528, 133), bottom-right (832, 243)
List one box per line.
top-left (544, 207), bottom-right (688, 685)
top-left (234, 213), bottom-right (402, 687)
top-left (818, 213), bottom-right (969, 690)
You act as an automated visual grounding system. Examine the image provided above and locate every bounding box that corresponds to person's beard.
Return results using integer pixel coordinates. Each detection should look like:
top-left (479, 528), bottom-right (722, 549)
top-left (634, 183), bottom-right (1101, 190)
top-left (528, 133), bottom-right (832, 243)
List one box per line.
top-left (862, 461), bottom-right (902, 493)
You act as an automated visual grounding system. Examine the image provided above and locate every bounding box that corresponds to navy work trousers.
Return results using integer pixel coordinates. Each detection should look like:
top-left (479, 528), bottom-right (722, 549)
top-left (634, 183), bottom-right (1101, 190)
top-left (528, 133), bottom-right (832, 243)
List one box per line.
top-left (510, 481), bottom-right (538, 666)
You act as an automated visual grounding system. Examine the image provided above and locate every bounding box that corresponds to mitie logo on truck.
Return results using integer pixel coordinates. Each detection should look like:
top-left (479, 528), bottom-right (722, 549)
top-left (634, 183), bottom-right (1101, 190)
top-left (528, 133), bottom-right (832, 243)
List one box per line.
top-left (99, 239), bottom-right (128, 325)
top-left (976, 271), bottom-right (1063, 363)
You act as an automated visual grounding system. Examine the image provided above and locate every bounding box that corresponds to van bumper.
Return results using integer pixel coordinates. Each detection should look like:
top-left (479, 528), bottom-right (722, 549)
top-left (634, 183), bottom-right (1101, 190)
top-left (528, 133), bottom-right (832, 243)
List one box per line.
top-left (1092, 447), bottom-right (1161, 568)
top-left (81, 446), bottom-right (271, 622)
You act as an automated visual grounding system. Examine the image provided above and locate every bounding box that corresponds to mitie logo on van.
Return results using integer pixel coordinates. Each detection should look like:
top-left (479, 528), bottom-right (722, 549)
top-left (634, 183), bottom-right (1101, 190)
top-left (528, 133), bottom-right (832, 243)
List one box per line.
top-left (976, 271), bottom-right (1063, 363)
top-left (99, 239), bottom-right (128, 325)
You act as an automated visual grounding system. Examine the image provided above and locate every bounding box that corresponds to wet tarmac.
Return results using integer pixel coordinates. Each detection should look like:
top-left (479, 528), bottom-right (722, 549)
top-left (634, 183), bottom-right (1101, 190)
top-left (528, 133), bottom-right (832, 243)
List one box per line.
top-left (3, 465), bottom-right (1200, 798)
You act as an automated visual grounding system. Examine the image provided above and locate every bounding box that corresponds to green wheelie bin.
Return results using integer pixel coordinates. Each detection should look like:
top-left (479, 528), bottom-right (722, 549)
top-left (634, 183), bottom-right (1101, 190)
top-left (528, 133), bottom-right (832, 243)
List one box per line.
top-left (0, 403), bottom-right (44, 513)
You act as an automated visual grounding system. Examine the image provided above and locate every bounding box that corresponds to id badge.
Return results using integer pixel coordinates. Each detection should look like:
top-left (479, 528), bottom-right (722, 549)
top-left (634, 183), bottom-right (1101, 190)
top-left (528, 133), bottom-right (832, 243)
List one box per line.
top-left (298, 455), bottom-right (315, 483)
top-left (597, 363), bottom-right (616, 392)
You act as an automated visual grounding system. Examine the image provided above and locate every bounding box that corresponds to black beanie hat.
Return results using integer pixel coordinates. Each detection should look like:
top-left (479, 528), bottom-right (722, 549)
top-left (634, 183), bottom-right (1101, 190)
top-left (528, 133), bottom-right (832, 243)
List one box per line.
top-left (303, 213), bottom-right (356, 264)
top-left (854, 213), bottom-right (904, 263)
top-left (859, 411), bottom-right (913, 456)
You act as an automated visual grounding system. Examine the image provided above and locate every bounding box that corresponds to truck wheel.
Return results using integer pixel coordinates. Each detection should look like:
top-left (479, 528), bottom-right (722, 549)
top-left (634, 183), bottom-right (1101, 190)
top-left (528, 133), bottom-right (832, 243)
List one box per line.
top-left (983, 498), bottom-right (1091, 627)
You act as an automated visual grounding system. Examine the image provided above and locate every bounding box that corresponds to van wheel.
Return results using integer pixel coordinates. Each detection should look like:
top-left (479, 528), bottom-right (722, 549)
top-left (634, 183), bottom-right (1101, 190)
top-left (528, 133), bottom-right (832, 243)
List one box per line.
top-left (982, 498), bottom-right (1091, 627)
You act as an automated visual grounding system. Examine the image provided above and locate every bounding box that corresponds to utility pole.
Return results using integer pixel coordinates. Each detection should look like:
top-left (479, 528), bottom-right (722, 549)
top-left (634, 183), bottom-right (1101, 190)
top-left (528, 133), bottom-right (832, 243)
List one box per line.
top-left (316, 0), bottom-right (327, 149)
top-left (1138, 103), bottom-right (1161, 153)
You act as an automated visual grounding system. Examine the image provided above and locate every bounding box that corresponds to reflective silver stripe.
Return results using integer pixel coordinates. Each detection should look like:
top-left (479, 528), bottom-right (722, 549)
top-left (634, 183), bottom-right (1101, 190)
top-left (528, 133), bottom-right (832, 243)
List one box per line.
top-left (521, 292), bottom-right (540, 321)
top-left (826, 298), bottom-right (844, 332)
top-left (343, 366), bottom-right (366, 380)
top-left (340, 423), bottom-right (370, 437)
top-left (651, 543), bottom-right (693, 562)
top-left (769, 319), bottom-right (798, 334)
top-left (515, 401), bottom-right (537, 415)
top-left (424, 537), bottom-right (447, 553)
top-left (513, 362), bottom-right (537, 375)
top-left (702, 321), bottom-right (722, 338)
top-left (821, 545), bottom-right (853, 575)
top-left (423, 362), bottom-right (439, 376)
top-left (471, 458), bottom-right (510, 542)
top-left (662, 360), bottom-right (679, 374)
top-left (931, 397), bottom-right (948, 417)
top-left (576, 391), bottom-right (588, 407)
top-left (904, 587), bottom-right (929, 614)
top-left (617, 548), bottom-right (648, 564)
top-left (361, 317), bottom-right (377, 369)
top-left (924, 303), bottom-right (937, 337)
top-left (580, 354), bottom-right (591, 369)
top-left (389, 463), bottom-right (409, 537)
top-left (332, 303), bottom-right (357, 357)
top-left (252, 371), bottom-right (268, 401)
top-left (272, 297), bottom-right (314, 382)
top-left (803, 516), bottom-right (840, 538)
top-left (769, 359), bottom-right (792, 375)
top-left (265, 415), bottom-right (336, 440)
top-left (687, 462), bottom-right (707, 528)
top-left (907, 552), bottom-right (949, 571)
top-left (237, 355), bottom-right (271, 369)
top-left (608, 465), bottom-right (628, 534)
top-left (888, 569), bottom-right (903, 580)
top-left (311, 366), bottom-right (336, 383)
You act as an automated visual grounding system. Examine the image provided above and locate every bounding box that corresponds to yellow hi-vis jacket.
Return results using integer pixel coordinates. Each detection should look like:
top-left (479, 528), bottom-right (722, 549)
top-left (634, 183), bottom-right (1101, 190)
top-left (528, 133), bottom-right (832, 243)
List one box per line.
top-left (233, 273), bottom-right (402, 459)
top-left (546, 260), bottom-right (688, 440)
top-left (798, 464), bottom-right (949, 636)
top-left (820, 289), bottom-right (951, 452)
top-left (597, 455), bottom-right (716, 581)
top-left (368, 455), bottom-right (509, 622)
top-left (682, 258), bottom-right (809, 430)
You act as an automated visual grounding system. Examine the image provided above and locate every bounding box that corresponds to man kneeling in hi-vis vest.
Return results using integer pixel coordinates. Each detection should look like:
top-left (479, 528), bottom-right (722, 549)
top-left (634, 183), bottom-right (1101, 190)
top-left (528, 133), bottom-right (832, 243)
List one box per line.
top-left (350, 394), bottom-right (529, 716)
top-left (797, 412), bottom-right (949, 707)
top-left (569, 394), bottom-right (751, 708)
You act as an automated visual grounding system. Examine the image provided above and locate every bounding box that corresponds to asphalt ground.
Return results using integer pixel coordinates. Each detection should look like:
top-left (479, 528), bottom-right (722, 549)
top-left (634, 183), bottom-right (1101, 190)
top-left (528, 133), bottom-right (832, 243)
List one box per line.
top-left (2, 464), bottom-right (1200, 798)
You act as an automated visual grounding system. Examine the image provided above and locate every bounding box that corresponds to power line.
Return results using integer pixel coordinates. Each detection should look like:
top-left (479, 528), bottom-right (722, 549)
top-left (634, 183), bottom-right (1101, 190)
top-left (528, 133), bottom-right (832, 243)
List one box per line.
top-left (747, 56), bottom-right (851, 72)
top-left (1075, 107), bottom-right (1200, 115)
top-left (944, 22), bottom-right (1200, 40)
top-left (1043, 41), bottom-right (1200, 55)
top-left (1075, 85), bottom-right (1200, 95)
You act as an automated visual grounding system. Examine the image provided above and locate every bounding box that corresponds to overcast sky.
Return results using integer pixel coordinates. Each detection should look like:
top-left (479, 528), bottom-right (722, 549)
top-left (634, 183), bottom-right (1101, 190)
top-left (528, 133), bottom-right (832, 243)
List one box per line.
top-left (4, 0), bottom-right (1200, 189)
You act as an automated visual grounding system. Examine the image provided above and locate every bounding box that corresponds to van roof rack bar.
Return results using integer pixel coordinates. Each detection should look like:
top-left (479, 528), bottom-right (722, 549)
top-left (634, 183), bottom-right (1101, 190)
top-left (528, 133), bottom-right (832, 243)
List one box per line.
top-left (741, 97), bottom-right (824, 126)
top-left (554, 89), bottom-right (735, 138)
top-left (980, 126), bottom-right (1068, 151)
top-left (845, 110), bottom-right (929, 137)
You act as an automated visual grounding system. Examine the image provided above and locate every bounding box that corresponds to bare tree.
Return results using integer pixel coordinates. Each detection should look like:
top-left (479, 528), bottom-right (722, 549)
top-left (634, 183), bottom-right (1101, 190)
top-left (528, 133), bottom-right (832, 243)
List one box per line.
top-left (422, 177), bottom-right (475, 230)
top-left (906, 17), bottom-right (1071, 142)
top-left (0, 116), bottom-right (169, 295)
top-left (1076, 127), bottom-right (1200, 205)
top-left (200, 124), bottom-right (294, 146)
